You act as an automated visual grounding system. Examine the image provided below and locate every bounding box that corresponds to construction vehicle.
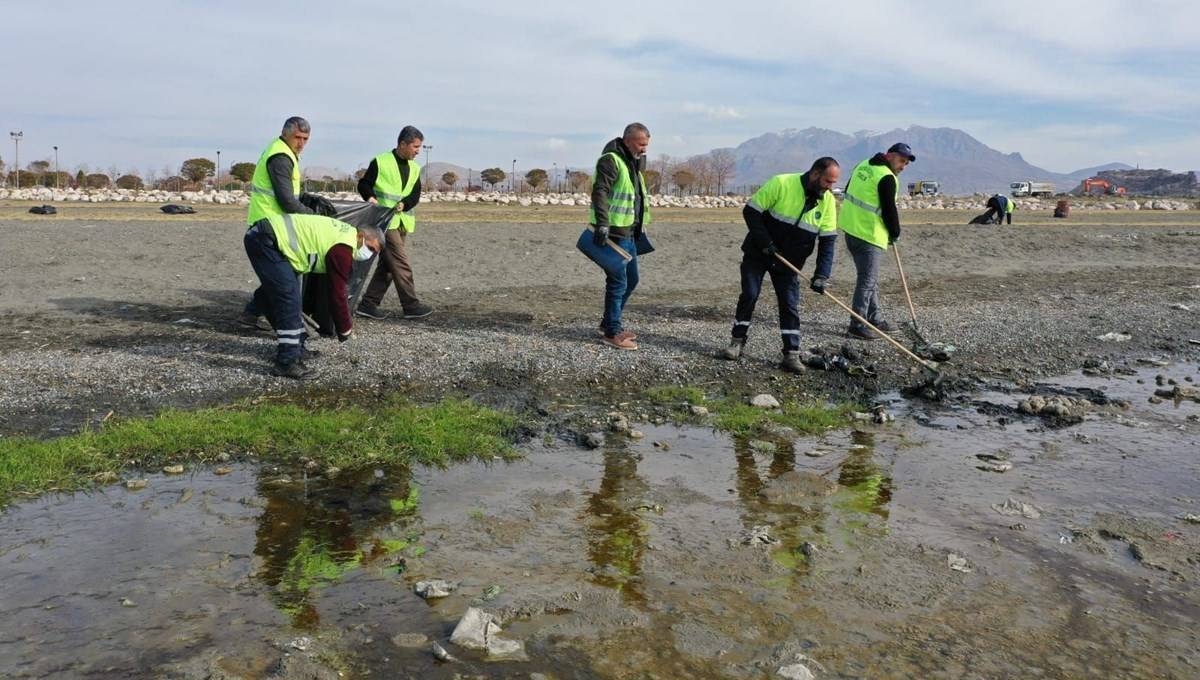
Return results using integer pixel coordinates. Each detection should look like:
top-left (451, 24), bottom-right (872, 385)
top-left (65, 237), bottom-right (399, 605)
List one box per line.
top-left (907, 180), bottom-right (940, 196)
top-left (1080, 177), bottom-right (1126, 195)
top-left (1009, 181), bottom-right (1055, 197)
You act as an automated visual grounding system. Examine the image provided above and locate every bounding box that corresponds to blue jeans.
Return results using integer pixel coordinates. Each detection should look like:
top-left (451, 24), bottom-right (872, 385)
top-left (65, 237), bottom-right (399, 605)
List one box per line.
top-left (731, 256), bottom-right (801, 351)
top-left (845, 233), bottom-right (884, 332)
top-left (244, 225), bottom-right (306, 364)
top-left (601, 237), bottom-right (639, 336)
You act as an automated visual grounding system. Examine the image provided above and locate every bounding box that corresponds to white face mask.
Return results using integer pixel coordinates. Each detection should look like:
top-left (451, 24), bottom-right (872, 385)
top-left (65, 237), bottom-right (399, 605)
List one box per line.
top-left (353, 244), bottom-right (374, 262)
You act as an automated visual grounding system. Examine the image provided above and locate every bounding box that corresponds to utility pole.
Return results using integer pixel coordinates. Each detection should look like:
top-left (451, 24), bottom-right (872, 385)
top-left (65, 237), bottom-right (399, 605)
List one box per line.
top-left (552, 162), bottom-right (557, 193)
top-left (216, 150), bottom-right (221, 191)
top-left (9, 131), bottom-right (22, 188)
top-left (423, 144), bottom-right (433, 187)
top-left (511, 159), bottom-right (516, 193)
top-left (53, 145), bottom-right (59, 189)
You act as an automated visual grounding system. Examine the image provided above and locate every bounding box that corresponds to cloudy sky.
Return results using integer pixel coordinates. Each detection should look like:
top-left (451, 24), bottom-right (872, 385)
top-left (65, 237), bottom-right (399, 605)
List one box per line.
top-left (4, 1), bottom-right (1198, 179)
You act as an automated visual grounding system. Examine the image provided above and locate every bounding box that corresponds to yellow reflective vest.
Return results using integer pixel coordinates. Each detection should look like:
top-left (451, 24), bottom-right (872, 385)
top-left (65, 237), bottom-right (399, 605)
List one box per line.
top-left (589, 152), bottom-right (652, 228)
top-left (248, 137), bottom-right (301, 226)
top-left (373, 152), bottom-right (421, 232)
top-left (266, 213), bottom-right (357, 274)
top-left (838, 159), bottom-right (897, 249)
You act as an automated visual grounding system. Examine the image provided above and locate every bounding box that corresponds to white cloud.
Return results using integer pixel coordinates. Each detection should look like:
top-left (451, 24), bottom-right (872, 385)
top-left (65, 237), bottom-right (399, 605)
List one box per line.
top-left (681, 103), bottom-right (745, 121)
top-left (541, 138), bottom-right (569, 151)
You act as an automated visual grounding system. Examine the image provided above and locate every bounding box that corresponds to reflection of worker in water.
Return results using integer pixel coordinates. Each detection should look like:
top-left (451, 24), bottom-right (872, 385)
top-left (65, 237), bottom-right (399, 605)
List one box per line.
top-left (584, 447), bottom-right (650, 601)
top-left (982, 194), bottom-right (1014, 225)
top-left (720, 157), bottom-right (841, 374)
top-left (254, 467), bottom-right (417, 628)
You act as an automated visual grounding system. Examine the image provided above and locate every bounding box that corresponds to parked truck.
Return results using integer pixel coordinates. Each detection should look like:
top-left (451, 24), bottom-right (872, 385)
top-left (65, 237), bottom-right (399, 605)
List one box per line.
top-left (907, 180), bottom-right (940, 196)
top-left (1009, 181), bottom-right (1055, 197)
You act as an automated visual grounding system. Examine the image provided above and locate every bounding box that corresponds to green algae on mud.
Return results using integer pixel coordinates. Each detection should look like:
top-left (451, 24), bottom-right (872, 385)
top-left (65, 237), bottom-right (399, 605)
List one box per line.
top-left (643, 384), bottom-right (859, 436)
top-left (0, 398), bottom-right (518, 508)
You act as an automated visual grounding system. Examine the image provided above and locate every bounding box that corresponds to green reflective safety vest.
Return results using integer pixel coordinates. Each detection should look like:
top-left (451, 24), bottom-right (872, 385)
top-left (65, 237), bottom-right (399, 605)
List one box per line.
top-left (248, 138), bottom-right (301, 226)
top-left (266, 213), bottom-right (357, 274)
top-left (1001, 195), bottom-right (1014, 214)
top-left (589, 152), bottom-right (652, 228)
top-left (838, 159), bottom-right (897, 249)
top-left (748, 173), bottom-right (837, 234)
top-left (373, 152), bottom-right (421, 232)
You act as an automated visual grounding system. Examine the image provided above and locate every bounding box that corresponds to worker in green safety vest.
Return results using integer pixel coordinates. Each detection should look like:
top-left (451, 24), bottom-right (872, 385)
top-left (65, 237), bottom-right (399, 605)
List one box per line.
top-left (589, 122), bottom-right (652, 351)
top-left (985, 194), bottom-right (1014, 224)
top-left (354, 125), bottom-right (433, 321)
top-left (837, 142), bottom-right (915, 340)
top-left (240, 116), bottom-right (326, 331)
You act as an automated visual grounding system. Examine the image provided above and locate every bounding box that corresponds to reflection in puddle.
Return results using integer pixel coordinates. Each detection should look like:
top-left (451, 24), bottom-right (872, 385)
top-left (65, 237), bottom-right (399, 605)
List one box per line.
top-left (584, 445), bottom-right (650, 603)
top-left (835, 430), bottom-right (893, 520)
top-left (253, 466), bottom-right (419, 628)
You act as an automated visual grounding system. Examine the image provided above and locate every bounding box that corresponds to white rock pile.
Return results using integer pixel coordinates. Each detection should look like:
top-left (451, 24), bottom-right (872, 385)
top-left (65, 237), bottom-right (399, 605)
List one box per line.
top-left (1, 186), bottom-right (1194, 211)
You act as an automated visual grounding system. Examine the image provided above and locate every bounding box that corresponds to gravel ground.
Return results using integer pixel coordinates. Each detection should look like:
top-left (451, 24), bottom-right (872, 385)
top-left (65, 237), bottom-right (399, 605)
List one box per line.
top-left (1, 203), bottom-right (1198, 435)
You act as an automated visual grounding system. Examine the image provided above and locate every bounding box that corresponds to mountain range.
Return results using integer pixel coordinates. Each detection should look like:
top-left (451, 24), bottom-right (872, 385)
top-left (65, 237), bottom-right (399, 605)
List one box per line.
top-left (728, 125), bottom-right (1133, 195)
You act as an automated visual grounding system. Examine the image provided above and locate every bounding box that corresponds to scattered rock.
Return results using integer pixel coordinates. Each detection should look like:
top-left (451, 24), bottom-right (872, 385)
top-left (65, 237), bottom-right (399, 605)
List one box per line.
top-left (93, 471), bottom-right (120, 484)
top-left (804, 449), bottom-right (829, 458)
top-left (1096, 332), bottom-right (1132, 342)
top-left (288, 636), bottom-right (311, 651)
top-left (414, 579), bottom-right (458, 599)
top-left (872, 407), bottom-right (895, 424)
top-left (689, 405), bottom-right (710, 417)
top-left (750, 394), bottom-right (781, 409)
top-left (778, 663), bottom-right (815, 680)
top-left (119, 597), bottom-right (136, 607)
top-left (214, 466), bottom-right (234, 476)
top-left (652, 441), bottom-right (672, 450)
top-left (947, 554), bottom-right (972, 573)
top-left (1181, 514), bottom-right (1200, 525)
top-left (162, 464), bottom-right (184, 475)
top-left (800, 542), bottom-right (818, 558)
top-left (391, 633), bottom-right (429, 648)
top-left (991, 497), bottom-right (1043, 519)
top-left (449, 607), bottom-right (499, 650)
top-left (485, 635), bottom-right (528, 661)
top-left (629, 430), bottom-right (645, 439)
top-left (124, 479), bottom-right (148, 490)
top-left (609, 415), bottom-right (631, 433)
top-left (431, 641), bottom-right (456, 662)
top-left (739, 525), bottom-right (780, 546)
top-left (977, 461), bottom-right (1013, 473)
top-left (582, 432), bottom-right (605, 449)
top-left (1169, 303), bottom-right (1191, 311)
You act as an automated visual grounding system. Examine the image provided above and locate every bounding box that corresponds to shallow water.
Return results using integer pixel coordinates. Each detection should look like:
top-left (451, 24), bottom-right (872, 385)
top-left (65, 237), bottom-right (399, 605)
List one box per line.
top-left (1, 364), bottom-right (1198, 678)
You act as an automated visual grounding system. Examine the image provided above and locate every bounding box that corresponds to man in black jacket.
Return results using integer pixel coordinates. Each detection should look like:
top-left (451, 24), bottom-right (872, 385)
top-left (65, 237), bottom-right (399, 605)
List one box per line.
top-left (720, 158), bottom-right (841, 372)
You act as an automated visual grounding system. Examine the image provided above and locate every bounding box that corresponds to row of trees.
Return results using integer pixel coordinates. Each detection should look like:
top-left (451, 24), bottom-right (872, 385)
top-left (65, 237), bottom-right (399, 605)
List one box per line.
top-left (2, 149), bottom-right (746, 195)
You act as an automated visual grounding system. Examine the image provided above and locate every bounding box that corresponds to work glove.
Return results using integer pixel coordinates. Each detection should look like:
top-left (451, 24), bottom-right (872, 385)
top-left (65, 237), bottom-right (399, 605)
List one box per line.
top-left (810, 276), bottom-right (828, 294)
top-left (300, 192), bottom-right (337, 217)
top-left (888, 225), bottom-right (901, 245)
top-left (592, 225), bottom-right (610, 247)
top-left (761, 242), bottom-right (779, 258)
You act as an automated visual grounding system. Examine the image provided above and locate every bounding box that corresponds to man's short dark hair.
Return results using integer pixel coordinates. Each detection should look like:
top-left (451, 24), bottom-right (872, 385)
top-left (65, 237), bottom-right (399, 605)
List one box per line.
top-left (397, 126), bottom-right (424, 145)
top-left (809, 157), bottom-right (839, 174)
top-left (623, 122), bottom-right (650, 138)
top-left (282, 116), bottom-right (310, 136)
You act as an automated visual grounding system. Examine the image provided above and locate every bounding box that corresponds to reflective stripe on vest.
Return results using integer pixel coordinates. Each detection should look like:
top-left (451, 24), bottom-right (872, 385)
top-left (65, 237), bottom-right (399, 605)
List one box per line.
top-left (266, 213), bottom-right (358, 274)
top-left (838, 159), bottom-right (896, 249)
top-left (247, 138), bottom-right (301, 226)
top-left (373, 152), bottom-right (421, 233)
top-left (588, 152), bottom-right (652, 228)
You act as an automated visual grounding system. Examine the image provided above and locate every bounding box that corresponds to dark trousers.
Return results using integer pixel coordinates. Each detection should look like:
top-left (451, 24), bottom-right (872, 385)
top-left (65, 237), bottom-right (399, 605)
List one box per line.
top-left (601, 236), bottom-right (639, 335)
top-left (731, 257), bottom-right (800, 351)
top-left (845, 233), bottom-right (884, 333)
top-left (243, 225), bottom-right (306, 365)
top-left (362, 228), bottom-right (421, 310)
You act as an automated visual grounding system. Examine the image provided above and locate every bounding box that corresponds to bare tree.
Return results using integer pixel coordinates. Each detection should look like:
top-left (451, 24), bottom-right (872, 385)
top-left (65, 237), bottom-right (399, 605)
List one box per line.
top-left (709, 149), bottom-right (736, 195)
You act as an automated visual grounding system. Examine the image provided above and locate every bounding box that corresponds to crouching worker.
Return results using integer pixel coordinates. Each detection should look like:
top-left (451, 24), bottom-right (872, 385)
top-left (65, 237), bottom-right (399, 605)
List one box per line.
top-left (244, 213), bottom-right (384, 379)
top-left (721, 157), bottom-right (840, 373)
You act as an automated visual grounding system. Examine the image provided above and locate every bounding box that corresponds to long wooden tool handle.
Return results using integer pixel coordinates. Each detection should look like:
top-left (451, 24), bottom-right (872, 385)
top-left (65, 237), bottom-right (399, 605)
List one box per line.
top-left (892, 243), bottom-right (919, 327)
top-left (771, 253), bottom-right (938, 372)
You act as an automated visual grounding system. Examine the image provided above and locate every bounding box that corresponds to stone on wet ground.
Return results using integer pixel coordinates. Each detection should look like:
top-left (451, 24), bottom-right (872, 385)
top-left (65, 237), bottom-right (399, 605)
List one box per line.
top-left (414, 579), bottom-right (458, 599)
top-left (750, 394), bottom-right (781, 409)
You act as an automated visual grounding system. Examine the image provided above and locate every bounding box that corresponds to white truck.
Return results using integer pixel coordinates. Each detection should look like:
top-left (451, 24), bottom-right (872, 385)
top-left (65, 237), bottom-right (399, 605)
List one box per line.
top-left (1009, 181), bottom-right (1055, 197)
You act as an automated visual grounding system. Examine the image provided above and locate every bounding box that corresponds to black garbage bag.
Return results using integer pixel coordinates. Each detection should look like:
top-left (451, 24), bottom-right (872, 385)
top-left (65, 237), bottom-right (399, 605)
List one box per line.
top-left (28, 204), bottom-right (57, 215)
top-left (161, 204), bottom-right (196, 215)
top-left (301, 201), bottom-right (397, 335)
top-left (968, 210), bottom-right (999, 225)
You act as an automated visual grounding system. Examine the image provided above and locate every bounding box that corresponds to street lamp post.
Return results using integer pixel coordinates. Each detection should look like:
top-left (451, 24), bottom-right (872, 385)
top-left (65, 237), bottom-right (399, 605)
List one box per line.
top-left (422, 144), bottom-right (433, 187)
top-left (511, 159), bottom-right (516, 193)
top-left (216, 150), bottom-right (221, 191)
top-left (9, 131), bottom-right (22, 189)
top-left (552, 162), bottom-right (557, 193)
top-left (53, 145), bottom-right (59, 189)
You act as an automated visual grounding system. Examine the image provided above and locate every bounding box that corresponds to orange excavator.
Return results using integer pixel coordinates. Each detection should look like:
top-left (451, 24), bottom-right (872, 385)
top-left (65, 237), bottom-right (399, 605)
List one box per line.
top-left (1081, 177), bottom-right (1127, 195)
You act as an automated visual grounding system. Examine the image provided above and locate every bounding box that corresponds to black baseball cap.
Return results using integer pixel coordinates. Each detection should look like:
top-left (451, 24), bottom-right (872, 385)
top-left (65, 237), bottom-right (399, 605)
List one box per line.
top-left (887, 143), bottom-right (916, 161)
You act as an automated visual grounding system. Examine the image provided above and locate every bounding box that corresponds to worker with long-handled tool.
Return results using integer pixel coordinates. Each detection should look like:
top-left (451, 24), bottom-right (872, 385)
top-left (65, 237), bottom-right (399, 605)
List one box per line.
top-left (838, 142), bottom-right (915, 340)
top-left (720, 157), bottom-right (841, 373)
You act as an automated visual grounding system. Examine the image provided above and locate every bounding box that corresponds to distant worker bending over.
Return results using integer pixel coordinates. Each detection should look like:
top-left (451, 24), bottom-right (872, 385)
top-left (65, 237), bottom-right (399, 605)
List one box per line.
top-left (590, 122), bottom-right (652, 350)
top-left (240, 116), bottom-right (325, 330)
top-left (244, 213), bottom-right (384, 379)
top-left (721, 157), bottom-right (841, 373)
top-left (984, 193), bottom-right (1014, 225)
top-left (355, 126), bottom-right (433, 321)
top-left (838, 142), bottom-right (915, 340)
